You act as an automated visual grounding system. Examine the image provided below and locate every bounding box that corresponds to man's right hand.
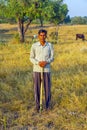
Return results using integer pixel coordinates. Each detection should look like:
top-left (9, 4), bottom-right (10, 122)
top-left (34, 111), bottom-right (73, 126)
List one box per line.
top-left (39, 61), bottom-right (47, 67)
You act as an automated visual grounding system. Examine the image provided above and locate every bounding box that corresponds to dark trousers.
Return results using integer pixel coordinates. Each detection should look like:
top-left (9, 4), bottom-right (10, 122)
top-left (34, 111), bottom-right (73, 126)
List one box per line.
top-left (33, 72), bottom-right (51, 109)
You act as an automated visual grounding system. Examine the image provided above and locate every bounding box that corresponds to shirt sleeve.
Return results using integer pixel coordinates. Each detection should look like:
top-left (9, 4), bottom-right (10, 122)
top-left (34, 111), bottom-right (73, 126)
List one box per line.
top-left (46, 43), bottom-right (54, 63)
top-left (30, 45), bottom-right (39, 65)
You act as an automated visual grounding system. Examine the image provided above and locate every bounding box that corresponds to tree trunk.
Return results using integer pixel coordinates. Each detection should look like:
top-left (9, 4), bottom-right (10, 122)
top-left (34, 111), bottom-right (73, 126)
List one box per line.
top-left (24, 19), bottom-right (32, 34)
top-left (40, 18), bottom-right (43, 27)
top-left (17, 18), bottom-right (32, 43)
top-left (55, 25), bottom-right (59, 43)
top-left (17, 18), bottom-right (25, 43)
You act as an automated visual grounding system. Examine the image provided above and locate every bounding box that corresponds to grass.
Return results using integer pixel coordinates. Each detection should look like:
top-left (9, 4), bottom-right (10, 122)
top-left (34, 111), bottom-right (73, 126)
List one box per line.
top-left (0, 24), bottom-right (87, 130)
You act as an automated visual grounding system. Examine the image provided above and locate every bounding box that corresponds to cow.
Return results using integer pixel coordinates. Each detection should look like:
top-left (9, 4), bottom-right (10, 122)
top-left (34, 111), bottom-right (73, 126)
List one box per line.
top-left (76, 34), bottom-right (85, 41)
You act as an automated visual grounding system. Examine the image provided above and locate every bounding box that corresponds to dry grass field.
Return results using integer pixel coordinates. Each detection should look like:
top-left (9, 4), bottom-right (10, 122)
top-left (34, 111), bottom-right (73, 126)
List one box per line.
top-left (0, 23), bottom-right (87, 130)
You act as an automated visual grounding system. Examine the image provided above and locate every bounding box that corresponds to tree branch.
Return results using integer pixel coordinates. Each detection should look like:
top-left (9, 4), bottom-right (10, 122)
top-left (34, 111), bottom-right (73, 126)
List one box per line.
top-left (24, 19), bottom-right (32, 34)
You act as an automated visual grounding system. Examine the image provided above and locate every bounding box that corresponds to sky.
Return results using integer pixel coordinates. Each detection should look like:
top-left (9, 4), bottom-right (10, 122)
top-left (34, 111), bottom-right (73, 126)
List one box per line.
top-left (64, 0), bottom-right (87, 17)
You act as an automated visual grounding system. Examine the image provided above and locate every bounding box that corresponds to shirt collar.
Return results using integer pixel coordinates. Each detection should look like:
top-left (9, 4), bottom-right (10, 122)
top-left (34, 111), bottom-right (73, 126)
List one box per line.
top-left (37, 41), bottom-right (48, 46)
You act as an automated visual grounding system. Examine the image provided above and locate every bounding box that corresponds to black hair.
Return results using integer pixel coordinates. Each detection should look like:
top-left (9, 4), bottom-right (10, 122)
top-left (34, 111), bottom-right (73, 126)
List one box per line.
top-left (38, 29), bottom-right (47, 35)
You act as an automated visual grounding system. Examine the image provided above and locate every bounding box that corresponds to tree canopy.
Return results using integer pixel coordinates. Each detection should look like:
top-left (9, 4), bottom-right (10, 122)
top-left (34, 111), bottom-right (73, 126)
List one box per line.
top-left (49, 0), bottom-right (68, 25)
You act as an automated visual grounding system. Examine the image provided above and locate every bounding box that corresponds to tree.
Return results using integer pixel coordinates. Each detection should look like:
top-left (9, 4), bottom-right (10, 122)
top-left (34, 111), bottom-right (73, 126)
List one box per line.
top-left (31, 0), bottom-right (53, 27)
top-left (0, 0), bottom-right (55, 42)
top-left (49, 0), bottom-right (68, 24)
top-left (64, 15), bottom-right (71, 24)
top-left (49, 0), bottom-right (68, 42)
top-left (0, 0), bottom-right (68, 42)
top-left (0, 0), bottom-right (35, 42)
top-left (34, 0), bottom-right (49, 27)
top-left (0, 0), bottom-right (50, 42)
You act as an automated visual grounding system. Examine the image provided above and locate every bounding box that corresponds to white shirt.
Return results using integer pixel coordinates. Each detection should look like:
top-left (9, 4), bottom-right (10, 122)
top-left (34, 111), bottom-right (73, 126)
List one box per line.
top-left (30, 41), bottom-right (54, 72)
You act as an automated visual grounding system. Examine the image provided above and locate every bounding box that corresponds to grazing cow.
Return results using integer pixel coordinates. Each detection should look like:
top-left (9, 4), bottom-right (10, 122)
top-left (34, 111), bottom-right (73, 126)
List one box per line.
top-left (76, 34), bottom-right (85, 41)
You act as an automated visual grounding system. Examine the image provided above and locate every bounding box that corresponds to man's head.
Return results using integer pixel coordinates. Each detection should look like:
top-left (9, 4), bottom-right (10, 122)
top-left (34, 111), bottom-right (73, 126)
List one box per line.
top-left (38, 29), bottom-right (47, 35)
top-left (38, 29), bottom-right (47, 45)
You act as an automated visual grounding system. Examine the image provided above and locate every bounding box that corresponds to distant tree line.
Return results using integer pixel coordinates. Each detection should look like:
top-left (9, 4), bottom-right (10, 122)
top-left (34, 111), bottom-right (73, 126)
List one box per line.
top-left (63, 16), bottom-right (87, 25)
top-left (71, 16), bottom-right (87, 25)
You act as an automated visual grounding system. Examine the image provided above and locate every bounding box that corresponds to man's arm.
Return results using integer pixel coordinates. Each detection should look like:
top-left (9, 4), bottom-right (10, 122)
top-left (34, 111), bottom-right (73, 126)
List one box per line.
top-left (46, 43), bottom-right (54, 63)
top-left (30, 45), bottom-right (39, 65)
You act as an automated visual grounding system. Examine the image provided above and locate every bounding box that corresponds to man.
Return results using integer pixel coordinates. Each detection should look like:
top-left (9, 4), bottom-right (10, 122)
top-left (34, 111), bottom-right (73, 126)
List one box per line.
top-left (30, 29), bottom-right (54, 112)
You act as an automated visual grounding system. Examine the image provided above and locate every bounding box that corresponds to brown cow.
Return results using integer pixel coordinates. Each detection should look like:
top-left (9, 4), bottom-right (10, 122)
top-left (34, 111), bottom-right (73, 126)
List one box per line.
top-left (76, 34), bottom-right (85, 41)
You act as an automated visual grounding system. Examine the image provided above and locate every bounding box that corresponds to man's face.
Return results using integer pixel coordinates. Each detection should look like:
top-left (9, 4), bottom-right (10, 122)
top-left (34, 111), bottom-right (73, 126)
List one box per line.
top-left (38, 32), bottom-right (47, 43)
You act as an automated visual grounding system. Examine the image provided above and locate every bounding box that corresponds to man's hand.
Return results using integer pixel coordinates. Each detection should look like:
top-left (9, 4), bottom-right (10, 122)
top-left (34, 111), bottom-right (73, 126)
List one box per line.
top-left (39, 61), bottom-right (47, 67)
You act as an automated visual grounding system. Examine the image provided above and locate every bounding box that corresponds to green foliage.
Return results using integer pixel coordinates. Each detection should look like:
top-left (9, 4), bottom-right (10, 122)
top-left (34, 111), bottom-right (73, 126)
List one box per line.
top-left (3, 0), bottom-right (32, 19)
top-left (0, 0), bottom-right (6, 17)
top-left (0, 0), bottom-right (68, 25)
top-left (71, 16), bottom-right (87, 25)
top-left (64, 15), bottom-right (71, 24)
top-left (33, 0), bottom-right (53, 26)
top-left (49, 0), bottom-right (68, 25)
